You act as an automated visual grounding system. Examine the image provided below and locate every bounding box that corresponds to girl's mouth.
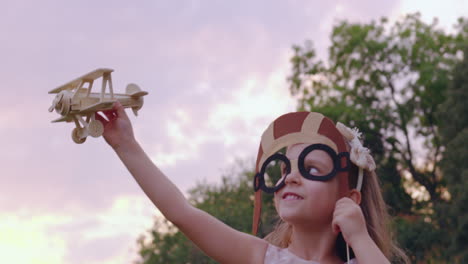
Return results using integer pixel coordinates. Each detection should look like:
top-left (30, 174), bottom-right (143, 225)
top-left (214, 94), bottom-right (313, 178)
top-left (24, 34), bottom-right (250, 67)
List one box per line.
top-left (282, 192), bottom-right (304, 200)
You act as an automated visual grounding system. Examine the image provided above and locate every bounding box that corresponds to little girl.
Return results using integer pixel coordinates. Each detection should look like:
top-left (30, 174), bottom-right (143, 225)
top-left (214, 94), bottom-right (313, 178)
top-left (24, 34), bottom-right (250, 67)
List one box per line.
top-left (96, 102), bottom-right (408, 264)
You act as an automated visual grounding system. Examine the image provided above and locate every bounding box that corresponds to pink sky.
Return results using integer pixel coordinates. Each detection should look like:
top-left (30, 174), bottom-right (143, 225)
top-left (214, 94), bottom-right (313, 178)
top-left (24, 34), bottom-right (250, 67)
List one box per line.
top-left (1, 0), bottom-right (467, 263)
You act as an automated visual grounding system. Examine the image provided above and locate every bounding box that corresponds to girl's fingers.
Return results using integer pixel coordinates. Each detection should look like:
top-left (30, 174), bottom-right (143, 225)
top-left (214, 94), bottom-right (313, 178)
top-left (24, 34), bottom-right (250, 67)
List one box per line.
top-left (102, 109), bottom-right (116, 121)
top-left (95, 112), bottom-right (109, 126)
top-left (96, 102), bottom-right (129, 125)
top-left (333, 196), bottom-right (367, 243)
top-left (332, 205), bottom-right (342, 234)
top-left (114, 101), bottom-right (129, 121)
top-left (336, 197), bottom-right (353, 206)
top-left (332, 217), bottom-right (342, 234)
top-left (332, 197), bottom-right (353, 235)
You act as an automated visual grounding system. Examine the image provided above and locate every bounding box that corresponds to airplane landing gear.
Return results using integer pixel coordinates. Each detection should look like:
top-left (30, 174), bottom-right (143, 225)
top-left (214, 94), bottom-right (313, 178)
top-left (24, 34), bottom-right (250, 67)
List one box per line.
top-left (72, 127), bottom-right (87, 144)
top-left (88, 120), bottom-right (104, 138)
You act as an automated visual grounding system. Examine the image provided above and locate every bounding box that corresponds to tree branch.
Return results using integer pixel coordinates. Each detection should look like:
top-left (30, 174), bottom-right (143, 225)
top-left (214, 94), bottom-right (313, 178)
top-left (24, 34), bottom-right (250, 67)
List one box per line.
top-left (385, 75), bottom-right (437, 200)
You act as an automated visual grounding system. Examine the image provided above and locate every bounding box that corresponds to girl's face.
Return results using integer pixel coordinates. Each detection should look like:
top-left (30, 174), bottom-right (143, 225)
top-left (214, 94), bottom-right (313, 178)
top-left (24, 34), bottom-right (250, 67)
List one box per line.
top-left (273, 143), bottom-right (343, 227)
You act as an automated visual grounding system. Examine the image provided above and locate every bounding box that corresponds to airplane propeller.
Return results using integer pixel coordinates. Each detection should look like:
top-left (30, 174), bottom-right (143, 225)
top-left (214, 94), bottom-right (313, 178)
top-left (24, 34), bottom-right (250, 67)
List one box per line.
top-left (48, 92), bottom-right (64, 112)
top-left (48, 91), bottom-right (72, 115)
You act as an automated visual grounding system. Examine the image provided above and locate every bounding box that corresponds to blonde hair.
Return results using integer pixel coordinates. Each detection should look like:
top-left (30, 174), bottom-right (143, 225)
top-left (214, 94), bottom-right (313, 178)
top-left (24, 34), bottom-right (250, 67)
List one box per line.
top-left (264, 164), bottom-right (410, 263)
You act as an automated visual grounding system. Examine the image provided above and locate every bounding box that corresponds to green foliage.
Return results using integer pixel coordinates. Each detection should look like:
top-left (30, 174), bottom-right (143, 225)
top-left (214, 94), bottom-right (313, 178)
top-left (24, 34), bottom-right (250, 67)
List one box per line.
top-left (437, 45), bottom-right (468, 263)
top-left (135, 166), bottom-right (277, 264)
top-left (288, 13), bottom-right (467, 262)
top-left (393, 216), bottom-right (445, 263)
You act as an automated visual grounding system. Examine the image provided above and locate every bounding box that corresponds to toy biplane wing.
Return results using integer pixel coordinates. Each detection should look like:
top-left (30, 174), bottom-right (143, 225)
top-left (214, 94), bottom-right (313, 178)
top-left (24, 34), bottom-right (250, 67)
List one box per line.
top-left (128, 90), bottom-right (149, 98)
top-left (51, 115), bottom-right (74, 123)
top-left (48, 68), bottom-right (114, 94)
top-left (78, 101), bottom-right (116, 114)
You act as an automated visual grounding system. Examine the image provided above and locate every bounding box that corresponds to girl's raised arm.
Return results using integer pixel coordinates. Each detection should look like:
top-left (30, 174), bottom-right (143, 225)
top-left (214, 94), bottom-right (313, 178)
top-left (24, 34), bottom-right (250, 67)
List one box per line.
top-left (96, 103), bottom-right (267, 264)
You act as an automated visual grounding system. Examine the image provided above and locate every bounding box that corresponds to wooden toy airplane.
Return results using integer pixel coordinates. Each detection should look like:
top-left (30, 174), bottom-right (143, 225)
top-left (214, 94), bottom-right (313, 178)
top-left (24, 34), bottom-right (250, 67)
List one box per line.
top-left (48, 68), bottom-right (148, 144)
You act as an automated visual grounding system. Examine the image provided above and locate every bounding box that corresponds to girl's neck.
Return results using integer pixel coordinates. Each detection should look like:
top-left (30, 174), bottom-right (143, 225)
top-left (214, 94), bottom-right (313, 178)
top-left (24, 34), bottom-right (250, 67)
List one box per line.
top-left (288, 224), bottom-right (343, 264)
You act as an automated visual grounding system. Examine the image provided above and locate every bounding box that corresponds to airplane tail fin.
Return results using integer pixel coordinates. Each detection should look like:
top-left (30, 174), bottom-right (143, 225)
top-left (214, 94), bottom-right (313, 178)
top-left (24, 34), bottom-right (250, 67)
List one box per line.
top-left (126, 83), bottom-right (148, 98)
top-left (126, 83), bottom-right (147, 116)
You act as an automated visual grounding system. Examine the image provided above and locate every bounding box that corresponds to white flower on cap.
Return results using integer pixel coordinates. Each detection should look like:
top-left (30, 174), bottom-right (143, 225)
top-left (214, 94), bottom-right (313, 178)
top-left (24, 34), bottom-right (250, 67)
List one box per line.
top-left (336, 122), bottom-right (376, 172)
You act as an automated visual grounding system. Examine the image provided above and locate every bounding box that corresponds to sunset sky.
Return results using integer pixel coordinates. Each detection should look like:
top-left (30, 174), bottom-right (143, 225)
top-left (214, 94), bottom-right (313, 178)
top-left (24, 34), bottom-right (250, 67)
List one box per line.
top-left (1, 0), bottom-right (467, 263)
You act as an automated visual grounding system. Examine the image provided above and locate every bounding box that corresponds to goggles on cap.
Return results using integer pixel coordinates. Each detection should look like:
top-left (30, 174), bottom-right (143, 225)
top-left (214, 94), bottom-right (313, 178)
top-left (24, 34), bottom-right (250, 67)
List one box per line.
top-left (253, 143), bottom-right (350, 193)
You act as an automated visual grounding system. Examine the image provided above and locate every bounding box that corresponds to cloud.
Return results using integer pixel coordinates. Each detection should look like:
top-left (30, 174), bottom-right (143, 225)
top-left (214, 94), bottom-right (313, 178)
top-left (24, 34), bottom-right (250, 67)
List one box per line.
top-left (149, 52), bottom-right (296, 172)
top-left (0, 212), bottom-right (68, 264)
top-left (393, 0), bottom-right (468, 31)
top-left (0, 194), bottom-right (156, 264)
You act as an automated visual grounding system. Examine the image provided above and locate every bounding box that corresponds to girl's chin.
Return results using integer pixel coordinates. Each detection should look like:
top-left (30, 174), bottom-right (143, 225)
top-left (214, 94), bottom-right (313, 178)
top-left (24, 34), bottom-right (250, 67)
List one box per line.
top-left (278, 209), bottom-right (308, 222)
top-left (278, 207), bottom-right (332, 224)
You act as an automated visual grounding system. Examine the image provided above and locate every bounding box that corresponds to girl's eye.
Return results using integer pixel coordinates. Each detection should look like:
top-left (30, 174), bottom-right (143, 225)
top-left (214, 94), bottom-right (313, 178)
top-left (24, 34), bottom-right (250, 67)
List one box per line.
top-left (308, 167), bottom-right (319, 174)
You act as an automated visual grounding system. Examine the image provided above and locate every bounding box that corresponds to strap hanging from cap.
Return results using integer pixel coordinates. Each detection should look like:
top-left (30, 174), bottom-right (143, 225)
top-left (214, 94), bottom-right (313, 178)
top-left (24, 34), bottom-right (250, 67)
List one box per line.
top-left (252, 190), bottom-right (262, 235)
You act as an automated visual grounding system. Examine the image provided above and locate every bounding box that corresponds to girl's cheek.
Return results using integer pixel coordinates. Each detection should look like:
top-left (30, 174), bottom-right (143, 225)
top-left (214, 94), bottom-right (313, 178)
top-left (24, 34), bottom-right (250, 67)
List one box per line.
top-left (302, 182), bottom-right (327, 196)
top-left (273, 193), bottom-right (282, 213)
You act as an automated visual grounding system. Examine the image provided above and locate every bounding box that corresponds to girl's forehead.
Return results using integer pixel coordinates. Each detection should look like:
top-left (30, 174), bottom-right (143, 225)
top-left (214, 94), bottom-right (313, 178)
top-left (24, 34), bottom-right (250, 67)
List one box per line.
top-left (285, 143), bottom-right (310, 158)
top-left (286, 143), bottom-right (334, 162)
top-left (286, 143), bottom-right (307, 154)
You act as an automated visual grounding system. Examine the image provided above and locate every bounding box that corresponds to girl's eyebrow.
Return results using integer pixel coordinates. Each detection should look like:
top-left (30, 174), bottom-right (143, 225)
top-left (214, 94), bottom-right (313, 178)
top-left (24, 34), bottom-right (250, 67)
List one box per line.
top-left (304, 157), bottom-right (331, 169)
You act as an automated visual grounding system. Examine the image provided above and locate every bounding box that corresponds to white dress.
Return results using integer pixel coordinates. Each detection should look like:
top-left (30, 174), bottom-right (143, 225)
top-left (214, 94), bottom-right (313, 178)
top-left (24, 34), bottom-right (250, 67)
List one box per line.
top-left (264, 244), bottom-right (358, 264)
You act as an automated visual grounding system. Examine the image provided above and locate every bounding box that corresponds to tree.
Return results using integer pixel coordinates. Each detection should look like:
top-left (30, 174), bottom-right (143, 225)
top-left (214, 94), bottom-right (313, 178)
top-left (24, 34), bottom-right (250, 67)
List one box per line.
top-left (287, 13), bottom-right (467, 262)
top-left (437, 44), bottom-right (468, 263)
top-left (135, 165), bottom-right (278, 264)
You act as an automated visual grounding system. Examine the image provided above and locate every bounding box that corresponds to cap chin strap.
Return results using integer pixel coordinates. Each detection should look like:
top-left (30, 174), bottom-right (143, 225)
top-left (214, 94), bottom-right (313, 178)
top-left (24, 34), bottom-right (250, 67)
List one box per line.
top-left (345, 167), bottom-right (363, 263)
top-left (356, 167), bottom-right (364, 192)
top-left (252, 190), bottom-right (262, 235)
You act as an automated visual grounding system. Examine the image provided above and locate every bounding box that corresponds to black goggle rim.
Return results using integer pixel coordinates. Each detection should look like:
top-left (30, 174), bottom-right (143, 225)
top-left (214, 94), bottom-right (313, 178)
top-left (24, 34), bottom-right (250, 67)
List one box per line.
top-left (254, 153), bottom-right (290, 193)
top-left (254, 144), bottom-right (350, 194)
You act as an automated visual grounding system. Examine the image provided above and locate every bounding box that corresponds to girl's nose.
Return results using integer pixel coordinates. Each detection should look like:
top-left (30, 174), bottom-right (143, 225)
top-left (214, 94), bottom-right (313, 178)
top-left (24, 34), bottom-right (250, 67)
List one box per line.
top-left (284, 161), bottom-right (302, 185)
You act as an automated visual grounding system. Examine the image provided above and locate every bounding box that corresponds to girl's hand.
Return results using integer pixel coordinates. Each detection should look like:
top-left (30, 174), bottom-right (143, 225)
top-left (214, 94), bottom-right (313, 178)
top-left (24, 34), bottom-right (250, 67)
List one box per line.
top-left (95, 101), bottom-right (136, 150)
top-left (332, 197), bottom-right (368, 247)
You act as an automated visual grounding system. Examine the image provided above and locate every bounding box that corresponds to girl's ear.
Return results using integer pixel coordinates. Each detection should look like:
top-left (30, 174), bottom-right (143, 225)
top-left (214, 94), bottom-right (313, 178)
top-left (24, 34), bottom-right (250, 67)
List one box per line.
top-left (348, 189), bottom-right (362, 205)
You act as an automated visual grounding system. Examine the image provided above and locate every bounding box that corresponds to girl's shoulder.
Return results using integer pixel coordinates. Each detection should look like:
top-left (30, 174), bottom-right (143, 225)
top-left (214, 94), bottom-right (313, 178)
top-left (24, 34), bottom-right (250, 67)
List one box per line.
top-left (264, 244), bottom-right (357, 264)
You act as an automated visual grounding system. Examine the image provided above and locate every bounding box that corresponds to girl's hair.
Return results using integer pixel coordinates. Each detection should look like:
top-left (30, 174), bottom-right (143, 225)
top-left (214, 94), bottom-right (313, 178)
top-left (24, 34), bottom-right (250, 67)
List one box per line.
top-left (264, 157), bottom-right (410, 263)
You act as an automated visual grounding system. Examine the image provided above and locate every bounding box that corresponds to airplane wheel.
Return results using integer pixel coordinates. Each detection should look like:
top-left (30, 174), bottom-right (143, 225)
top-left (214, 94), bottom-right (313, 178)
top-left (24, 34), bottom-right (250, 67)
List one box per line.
top-left (72, 128), bottom-right (87, 144)
top-left (88, 120), bottom-right (104, 138)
